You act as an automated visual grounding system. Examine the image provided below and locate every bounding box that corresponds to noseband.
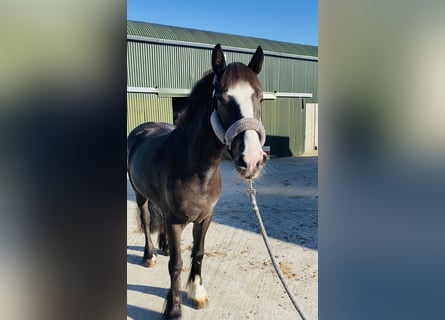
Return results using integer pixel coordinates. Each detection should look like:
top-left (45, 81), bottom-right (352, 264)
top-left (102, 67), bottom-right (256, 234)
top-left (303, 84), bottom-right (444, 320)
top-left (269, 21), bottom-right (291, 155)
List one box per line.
top-left (210, 111), bottom-right (266, 149)
top-left (210, 76), bottom-right (266, 149)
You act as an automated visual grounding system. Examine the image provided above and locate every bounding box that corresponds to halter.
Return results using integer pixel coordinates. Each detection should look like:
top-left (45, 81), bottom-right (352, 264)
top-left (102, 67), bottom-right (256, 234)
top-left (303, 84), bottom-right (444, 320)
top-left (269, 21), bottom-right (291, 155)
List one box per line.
top-left (210, 75), bottom-right (266, 149)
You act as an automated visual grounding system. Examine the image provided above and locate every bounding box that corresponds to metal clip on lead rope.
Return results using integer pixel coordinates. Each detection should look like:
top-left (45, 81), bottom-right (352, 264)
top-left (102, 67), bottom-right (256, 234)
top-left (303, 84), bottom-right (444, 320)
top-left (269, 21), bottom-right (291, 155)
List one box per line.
top-left (246, 179), bottom-right (308, 320)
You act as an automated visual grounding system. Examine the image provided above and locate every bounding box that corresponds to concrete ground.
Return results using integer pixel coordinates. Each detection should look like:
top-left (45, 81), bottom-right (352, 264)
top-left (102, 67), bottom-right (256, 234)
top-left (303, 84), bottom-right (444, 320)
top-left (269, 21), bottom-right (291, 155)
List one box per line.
top-left (127, 156), bottom-right (318, 320)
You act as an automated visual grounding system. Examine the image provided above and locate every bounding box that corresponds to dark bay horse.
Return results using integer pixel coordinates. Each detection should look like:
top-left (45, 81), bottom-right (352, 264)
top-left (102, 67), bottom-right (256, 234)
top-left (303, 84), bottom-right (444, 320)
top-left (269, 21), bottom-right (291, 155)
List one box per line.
top-left (127, 44), bottom-right (267, 319)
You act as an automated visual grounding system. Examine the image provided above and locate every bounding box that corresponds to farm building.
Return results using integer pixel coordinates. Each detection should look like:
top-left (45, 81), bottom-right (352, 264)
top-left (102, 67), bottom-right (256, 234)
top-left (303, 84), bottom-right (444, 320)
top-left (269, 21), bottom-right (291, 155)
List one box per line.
top-left (127, 20), bottom-right (318, 156)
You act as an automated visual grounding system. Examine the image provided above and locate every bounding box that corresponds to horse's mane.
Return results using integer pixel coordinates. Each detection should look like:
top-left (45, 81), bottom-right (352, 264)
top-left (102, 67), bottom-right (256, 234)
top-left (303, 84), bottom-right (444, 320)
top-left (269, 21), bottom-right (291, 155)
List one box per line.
top-left (176, 63), bottom-right (262, 128)
top-left (175, 70), bottom-right (214, 128)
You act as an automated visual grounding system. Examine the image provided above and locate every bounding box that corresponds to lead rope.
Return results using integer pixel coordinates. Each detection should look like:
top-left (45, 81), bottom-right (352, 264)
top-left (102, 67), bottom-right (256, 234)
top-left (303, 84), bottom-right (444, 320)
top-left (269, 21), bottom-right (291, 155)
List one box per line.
top-left (247, 179), bottom-right (308, 320)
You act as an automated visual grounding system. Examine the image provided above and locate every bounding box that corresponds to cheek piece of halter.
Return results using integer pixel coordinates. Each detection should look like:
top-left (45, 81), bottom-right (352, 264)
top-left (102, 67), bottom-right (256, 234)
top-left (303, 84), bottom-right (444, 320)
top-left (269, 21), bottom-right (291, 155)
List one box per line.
top-left (210, 76), bottom-right (266, 150)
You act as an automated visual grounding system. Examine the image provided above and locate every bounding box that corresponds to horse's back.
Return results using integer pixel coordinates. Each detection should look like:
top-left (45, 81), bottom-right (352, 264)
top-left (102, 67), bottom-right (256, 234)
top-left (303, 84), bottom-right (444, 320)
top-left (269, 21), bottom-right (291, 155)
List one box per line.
top-left (127, 122), bottom-right (175, 157)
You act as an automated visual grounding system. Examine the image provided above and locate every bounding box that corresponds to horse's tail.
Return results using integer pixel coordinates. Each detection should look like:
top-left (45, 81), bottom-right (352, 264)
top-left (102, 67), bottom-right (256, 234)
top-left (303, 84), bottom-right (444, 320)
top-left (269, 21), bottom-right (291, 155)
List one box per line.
top-left (131, 201), bottom-right (165, 234)
top-left (148, 202), bottom-right (165, 234)
top-left (149, 202), bottom-right (168, 253)
top-left (133, 206), bottom-right (143, 233)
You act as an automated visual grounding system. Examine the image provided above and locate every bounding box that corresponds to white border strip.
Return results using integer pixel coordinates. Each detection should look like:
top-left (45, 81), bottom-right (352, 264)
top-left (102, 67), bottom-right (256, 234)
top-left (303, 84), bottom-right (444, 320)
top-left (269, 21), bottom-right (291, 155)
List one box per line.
top-left (275, 92), bottom-right (313, 98)
top-left (127, 87), bottom-right (312, 100)
top-left (127, 35), bottom-right (318, 61)
top-left (127, 86), bottom-right (158, 94)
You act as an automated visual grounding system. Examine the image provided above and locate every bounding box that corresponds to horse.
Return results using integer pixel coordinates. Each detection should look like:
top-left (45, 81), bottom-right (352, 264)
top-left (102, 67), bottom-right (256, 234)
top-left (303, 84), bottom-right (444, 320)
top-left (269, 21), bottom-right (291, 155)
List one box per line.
top-left (127, 43), bottom-right (267, 320)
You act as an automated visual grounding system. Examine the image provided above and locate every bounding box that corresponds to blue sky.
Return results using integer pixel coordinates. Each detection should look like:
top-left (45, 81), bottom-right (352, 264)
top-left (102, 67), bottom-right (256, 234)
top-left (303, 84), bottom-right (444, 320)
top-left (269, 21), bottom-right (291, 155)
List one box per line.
top-left (127, 1), bottom-right (318, 46)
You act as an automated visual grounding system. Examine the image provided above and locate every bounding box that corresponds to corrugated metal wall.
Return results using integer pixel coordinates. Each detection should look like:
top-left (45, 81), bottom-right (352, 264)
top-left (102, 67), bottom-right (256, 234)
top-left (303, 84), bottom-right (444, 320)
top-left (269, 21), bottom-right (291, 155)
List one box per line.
top-left (127, 93), bottom-right (173, 135)
top-left (262, 98), bottom-right (306, 156)
top-left (127, 42), bottom-right (211, 89)
top-left (128, 41), bottom-right (318, 102)
top-left (261, 55), bottom-right (318, 103)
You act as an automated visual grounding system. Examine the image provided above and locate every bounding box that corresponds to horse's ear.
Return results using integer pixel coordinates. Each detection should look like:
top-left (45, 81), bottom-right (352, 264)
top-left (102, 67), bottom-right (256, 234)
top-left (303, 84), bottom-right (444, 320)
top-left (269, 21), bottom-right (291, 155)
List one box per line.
top-left (248, 46), bottom-right (264, 74)
top-left (212, 44), bottom-right (226, 74)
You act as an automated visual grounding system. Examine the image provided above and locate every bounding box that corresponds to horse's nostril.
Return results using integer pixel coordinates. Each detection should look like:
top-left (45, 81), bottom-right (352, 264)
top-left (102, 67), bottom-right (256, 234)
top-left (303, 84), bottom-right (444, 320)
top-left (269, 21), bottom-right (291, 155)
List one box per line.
top-left (235, 157), bottom-right (248, 170)
top-left (262, 154), bottom-right (268, 164)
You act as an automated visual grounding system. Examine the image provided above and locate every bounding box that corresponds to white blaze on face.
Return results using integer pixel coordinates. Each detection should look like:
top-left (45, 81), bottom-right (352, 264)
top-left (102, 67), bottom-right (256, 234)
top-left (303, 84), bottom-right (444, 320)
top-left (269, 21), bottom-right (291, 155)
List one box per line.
top-left (227, 82), bottom-right (264, 170)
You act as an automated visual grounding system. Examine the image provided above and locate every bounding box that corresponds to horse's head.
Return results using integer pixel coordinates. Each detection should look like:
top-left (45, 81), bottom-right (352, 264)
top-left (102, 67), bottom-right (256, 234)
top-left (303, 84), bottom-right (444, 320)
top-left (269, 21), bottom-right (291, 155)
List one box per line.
top-left (210, 44), bottom-right (267, 179)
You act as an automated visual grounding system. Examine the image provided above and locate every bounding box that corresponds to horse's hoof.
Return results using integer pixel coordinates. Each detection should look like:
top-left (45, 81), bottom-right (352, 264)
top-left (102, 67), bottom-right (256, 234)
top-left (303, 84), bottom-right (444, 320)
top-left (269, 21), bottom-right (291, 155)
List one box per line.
top-left (162, 247), bottom-right (170, 256)
top-left (163, 309), bottom-right (182, 320)
top-left (187, 276), bottom-right (209, 309)
top-left (142, 255), bottom-right (157, 268)
top-left (191, 295), bottom-right (209, 309)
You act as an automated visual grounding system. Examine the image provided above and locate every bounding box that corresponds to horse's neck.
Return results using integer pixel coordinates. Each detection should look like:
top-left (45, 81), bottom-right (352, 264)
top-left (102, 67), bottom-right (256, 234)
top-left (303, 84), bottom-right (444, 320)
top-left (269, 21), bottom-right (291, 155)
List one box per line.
top-left (179, 102), bottom-right (225, 168)
top-left (175, 74), bottom-right (225, 170)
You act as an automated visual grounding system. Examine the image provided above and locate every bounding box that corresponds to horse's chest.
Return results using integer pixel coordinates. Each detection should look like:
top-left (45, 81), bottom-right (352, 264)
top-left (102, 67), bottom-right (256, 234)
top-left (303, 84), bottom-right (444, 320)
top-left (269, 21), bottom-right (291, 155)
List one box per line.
top-left (170, 176), bottom-right (221, 222)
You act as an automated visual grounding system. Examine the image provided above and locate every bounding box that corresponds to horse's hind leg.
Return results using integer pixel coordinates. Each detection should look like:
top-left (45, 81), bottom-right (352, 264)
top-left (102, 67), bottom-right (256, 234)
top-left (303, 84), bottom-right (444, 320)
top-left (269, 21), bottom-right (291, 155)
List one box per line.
top-left (187, 216), bottom-right (212, 309)
top-left (135, 192), bottom-right (157, 267)
top-left (149, 203), bottom-right (169, 256)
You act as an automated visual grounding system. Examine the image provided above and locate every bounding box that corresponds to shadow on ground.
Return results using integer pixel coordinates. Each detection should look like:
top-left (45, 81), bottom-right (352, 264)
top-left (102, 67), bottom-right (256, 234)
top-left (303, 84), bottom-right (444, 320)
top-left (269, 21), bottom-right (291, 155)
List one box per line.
top-left (128, 284), bottom-right (195, 314)
top-left (127, 304), bottom-right (162, 320)
top-left (128, 157), bottom-right (318, 250)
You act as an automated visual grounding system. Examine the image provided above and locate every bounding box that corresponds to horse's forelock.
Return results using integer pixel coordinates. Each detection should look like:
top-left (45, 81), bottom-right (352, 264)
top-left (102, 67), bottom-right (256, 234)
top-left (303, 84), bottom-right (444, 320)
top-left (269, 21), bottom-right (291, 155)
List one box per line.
top-left (219, 63), bottom-right (261, 93)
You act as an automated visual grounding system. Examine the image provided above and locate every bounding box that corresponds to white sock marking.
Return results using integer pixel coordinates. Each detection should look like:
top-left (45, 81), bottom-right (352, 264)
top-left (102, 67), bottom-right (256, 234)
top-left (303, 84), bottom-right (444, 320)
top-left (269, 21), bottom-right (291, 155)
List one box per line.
top-left (187, 275), bottom-right (208, 308)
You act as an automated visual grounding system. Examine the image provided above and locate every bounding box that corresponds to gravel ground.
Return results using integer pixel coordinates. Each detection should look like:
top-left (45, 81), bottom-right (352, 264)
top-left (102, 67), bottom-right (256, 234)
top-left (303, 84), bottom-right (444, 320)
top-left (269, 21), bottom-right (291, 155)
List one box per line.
top-left (127, 156), bottom-right (318, 320)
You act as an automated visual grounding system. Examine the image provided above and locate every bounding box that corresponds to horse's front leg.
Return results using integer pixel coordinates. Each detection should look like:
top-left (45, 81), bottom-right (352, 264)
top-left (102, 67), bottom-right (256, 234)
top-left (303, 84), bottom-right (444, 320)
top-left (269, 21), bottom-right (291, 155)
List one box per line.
top-left (187, 215), bottom-right (212, 309)
top-left (164, 223), bottom-right (184, 320)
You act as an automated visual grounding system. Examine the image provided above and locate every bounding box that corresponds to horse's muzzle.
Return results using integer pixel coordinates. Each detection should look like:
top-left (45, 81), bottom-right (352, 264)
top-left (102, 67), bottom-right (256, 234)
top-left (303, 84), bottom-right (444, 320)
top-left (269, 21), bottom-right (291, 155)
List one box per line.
top-left (234, 151), bottom-right (267, 179)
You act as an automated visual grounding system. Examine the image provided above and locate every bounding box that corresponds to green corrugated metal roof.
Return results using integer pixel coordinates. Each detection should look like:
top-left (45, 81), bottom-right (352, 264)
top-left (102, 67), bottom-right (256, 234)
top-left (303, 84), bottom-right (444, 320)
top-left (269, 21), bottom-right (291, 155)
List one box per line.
top-left (128, 20), bottom-right (318, 58)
